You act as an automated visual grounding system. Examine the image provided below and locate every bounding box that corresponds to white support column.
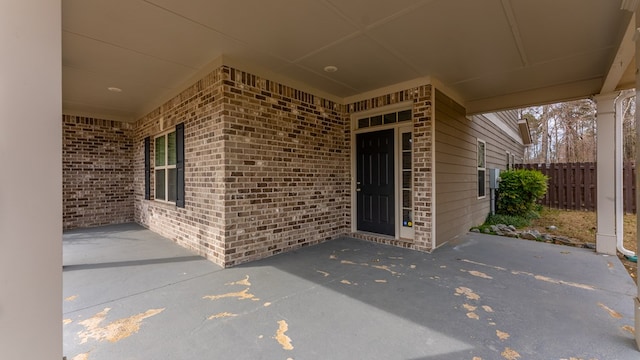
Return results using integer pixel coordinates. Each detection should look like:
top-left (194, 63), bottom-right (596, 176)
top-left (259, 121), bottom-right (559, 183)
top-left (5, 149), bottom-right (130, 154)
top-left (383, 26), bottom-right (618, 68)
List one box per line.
top-left (0, 1), bottom-right (62, 359)
top-left (594, 92), bottom-right (620, 256)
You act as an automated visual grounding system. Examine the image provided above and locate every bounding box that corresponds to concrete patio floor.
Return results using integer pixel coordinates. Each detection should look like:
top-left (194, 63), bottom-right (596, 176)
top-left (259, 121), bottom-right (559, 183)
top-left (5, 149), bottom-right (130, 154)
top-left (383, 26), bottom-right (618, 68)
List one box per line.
top-left (63, 223), bottom-right (638, 360)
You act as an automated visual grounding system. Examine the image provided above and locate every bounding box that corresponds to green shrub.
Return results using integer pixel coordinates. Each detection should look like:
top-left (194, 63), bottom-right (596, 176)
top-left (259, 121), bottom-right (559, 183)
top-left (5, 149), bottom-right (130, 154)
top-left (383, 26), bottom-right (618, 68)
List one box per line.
top-left (497, 169), bottom-right (548, 217)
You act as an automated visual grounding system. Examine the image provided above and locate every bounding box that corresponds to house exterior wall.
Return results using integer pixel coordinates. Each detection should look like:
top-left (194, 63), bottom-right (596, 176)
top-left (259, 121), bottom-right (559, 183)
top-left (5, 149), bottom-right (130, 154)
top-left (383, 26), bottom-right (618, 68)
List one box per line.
top-left (133, 66), bottom-right (350, 267)
top-left (345, 84), bottom-right (434, 252)
top-left (434, 89), bottom-right (524, 246)
top-left (219, 67), bottom-right (350, 266)
top-left (62, 115), bottom-right (134, 229)
top-left (134, 68), bottom-right (228, 265)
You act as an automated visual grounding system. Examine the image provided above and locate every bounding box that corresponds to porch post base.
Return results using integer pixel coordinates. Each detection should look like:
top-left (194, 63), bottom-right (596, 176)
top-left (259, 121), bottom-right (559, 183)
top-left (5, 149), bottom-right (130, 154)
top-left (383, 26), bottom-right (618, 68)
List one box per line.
top-left (595, 233), bottom-right (617, 255)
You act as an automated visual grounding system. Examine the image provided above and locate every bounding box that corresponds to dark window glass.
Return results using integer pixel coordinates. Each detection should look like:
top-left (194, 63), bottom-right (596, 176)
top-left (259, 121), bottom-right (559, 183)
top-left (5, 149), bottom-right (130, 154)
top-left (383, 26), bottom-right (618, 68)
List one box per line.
top-left (403, 190), bottom-right (412, 208)
top-left (403, 152), bottom-right (411, 169)
top-left (403, 171), bottom-right (411, 189)
top-left (402, 132), bottom-right (412, 151)
top-left (398, 110), bottom-right (411, 122)
top-left (155, 169), bottom-right (165, 200)
top-left (384, 113), bottom-right (396, 124)
top-left (478, 169), bottom-right (486, 197)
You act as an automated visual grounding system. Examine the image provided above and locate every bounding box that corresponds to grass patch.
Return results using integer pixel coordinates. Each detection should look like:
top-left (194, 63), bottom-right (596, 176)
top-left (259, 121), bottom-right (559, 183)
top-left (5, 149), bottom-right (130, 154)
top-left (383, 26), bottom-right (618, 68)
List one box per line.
top-left (484, 214), bottom-right (531, 228)
top-left (528, 207), bottom-right (637, 283)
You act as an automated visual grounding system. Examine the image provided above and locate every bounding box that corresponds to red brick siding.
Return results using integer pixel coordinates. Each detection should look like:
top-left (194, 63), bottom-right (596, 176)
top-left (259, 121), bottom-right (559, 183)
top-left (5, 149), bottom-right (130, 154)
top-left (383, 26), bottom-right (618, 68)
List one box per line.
top-left (62, 115), bottom-right (134, 229)
top-left (134, 68), bottom-right (228, 265)
top-left (220, 67), bottom-right (350, 266)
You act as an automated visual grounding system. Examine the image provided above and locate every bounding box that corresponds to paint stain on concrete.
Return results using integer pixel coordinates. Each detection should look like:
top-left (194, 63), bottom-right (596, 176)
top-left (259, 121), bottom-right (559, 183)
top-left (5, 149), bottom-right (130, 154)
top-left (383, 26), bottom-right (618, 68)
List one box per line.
top-left (374, 279), bottom-right (387, 283)
top-left (460, 259), bottom-right (507, 271)
top-left (466, 312), bottom-right (480, 320)
top-left (597, 302), bottom-right (623, 319)
top-left (341, 260), bottom-right (357, 265)
top-left (72, 353), bottom-right (90, 360)
top-left (496, 330), bottom-right (510, 341)
top-left (340, 279), bottom-right (354, 285)
top-left (274, 320), bottom-right (293, 350)
top-left (607, 261), bottom-right (613, 269)
top-left (78, 307), bottom-right (164, 344)
top-left (63, 318), bottom-right (73, 325)
top-left (65, 295), bottom-right (78, 302)
top-left (460, 259), bottom-right (594, 290)
top-left (264, 302), bottom-right (272, 307)
top-left (226, 275), bottom-right (251, 286)
top-left (482, 305), bottom-right (494, 313)
top-left (455, 287), bottom-right (480, 300)
top-left (511, 271), bottom-right (595, 291)
top-left (622, 325), bottom-right (635, 335)
top-left (461, 269), bottom-right (493, 279)
top-left (208, 312), bottom-right (238, 320)
top-left (372, 264), bottom-right (401, 276)
top-left (501, 347), bottom-right (521, 360)
top-left (462, 304), bottom-right (477, 312)
top-left (316, 270), bottom-right (330, 277)
top-left (203, 288), bottom-right (259, 301)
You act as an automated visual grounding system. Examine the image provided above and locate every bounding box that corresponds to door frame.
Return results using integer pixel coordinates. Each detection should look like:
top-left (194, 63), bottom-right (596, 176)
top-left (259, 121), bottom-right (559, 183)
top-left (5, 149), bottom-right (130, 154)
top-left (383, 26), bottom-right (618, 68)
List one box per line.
top-left (350, 102), bottom-right (414, 241)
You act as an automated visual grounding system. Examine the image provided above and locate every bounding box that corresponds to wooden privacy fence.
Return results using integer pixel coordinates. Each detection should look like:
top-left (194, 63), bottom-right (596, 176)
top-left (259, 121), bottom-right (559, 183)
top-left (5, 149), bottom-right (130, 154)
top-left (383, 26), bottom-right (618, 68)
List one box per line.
top-left (515, 162), bottom-right (637, 214)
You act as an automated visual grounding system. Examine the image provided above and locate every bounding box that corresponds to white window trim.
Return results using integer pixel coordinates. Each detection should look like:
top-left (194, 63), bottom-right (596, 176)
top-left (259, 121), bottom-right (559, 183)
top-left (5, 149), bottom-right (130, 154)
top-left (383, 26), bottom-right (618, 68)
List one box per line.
top-left (506, 150), bottom-right (511, 170)
top-left (154, 130), bottom-right (176, 204)
top-left (477, 139), bottom-right (487, 199)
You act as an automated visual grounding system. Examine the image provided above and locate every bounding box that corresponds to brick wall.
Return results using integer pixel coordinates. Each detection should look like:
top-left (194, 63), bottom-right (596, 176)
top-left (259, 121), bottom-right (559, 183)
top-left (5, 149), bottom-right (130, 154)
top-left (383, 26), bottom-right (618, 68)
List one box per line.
top-left (221, 67), bottom-right (349, 266)
top-left (134, 68), bottom-right (228, 265)
top-left (133, 66), bottom-right (350, 267)
top-left (62, 115), bottom-right (134, 229)
top-left (65, 67), bottom-right (436, 265)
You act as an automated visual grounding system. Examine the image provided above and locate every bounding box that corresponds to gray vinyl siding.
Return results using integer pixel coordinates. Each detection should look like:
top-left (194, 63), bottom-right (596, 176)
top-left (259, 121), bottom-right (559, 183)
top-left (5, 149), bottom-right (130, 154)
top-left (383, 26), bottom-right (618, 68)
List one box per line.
top-left (434, 89), bottom-right (524, 247)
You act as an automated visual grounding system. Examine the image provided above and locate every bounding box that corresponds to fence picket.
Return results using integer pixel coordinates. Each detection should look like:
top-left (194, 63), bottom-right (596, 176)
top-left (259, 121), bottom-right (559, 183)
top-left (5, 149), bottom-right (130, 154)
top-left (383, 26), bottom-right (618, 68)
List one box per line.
top-left (515, 162), bottom-right (636, 214)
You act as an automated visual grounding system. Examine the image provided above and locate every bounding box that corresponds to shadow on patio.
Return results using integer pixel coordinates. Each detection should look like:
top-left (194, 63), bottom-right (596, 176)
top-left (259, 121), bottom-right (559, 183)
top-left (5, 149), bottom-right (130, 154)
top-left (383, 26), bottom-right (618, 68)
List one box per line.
top-left (63, 224), bottom-right (637, 360)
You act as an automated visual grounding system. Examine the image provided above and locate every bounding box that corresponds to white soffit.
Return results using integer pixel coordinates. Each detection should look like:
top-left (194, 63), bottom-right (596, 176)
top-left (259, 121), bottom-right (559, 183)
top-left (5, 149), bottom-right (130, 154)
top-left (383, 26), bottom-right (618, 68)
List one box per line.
top-left (62, 0), bottom-right (633, 122)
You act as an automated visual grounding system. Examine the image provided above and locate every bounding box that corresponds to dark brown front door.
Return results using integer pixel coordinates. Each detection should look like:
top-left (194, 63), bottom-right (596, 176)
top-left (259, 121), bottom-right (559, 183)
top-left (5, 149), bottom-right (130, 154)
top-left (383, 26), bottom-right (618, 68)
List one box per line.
top-left (356, 129), bottom-right (395, 236)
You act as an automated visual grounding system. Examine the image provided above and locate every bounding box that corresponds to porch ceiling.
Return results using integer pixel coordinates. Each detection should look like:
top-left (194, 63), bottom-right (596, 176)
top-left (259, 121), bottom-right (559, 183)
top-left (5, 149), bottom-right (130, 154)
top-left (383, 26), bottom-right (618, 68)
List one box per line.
top-left (63, 0), bottom-right (635, 122)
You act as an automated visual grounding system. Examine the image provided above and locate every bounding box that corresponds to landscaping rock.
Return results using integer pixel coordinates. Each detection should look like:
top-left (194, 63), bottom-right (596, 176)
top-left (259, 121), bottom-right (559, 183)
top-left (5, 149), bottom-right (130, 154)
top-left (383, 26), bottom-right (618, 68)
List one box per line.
top-left (547, 225), bottom-right (557, 231)
top-left (470, 228), bottom-right (480, 233)
top-left (483, 228), bottom-right (492, 234)
top-left (520, 231), bottom-right (538, 240)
